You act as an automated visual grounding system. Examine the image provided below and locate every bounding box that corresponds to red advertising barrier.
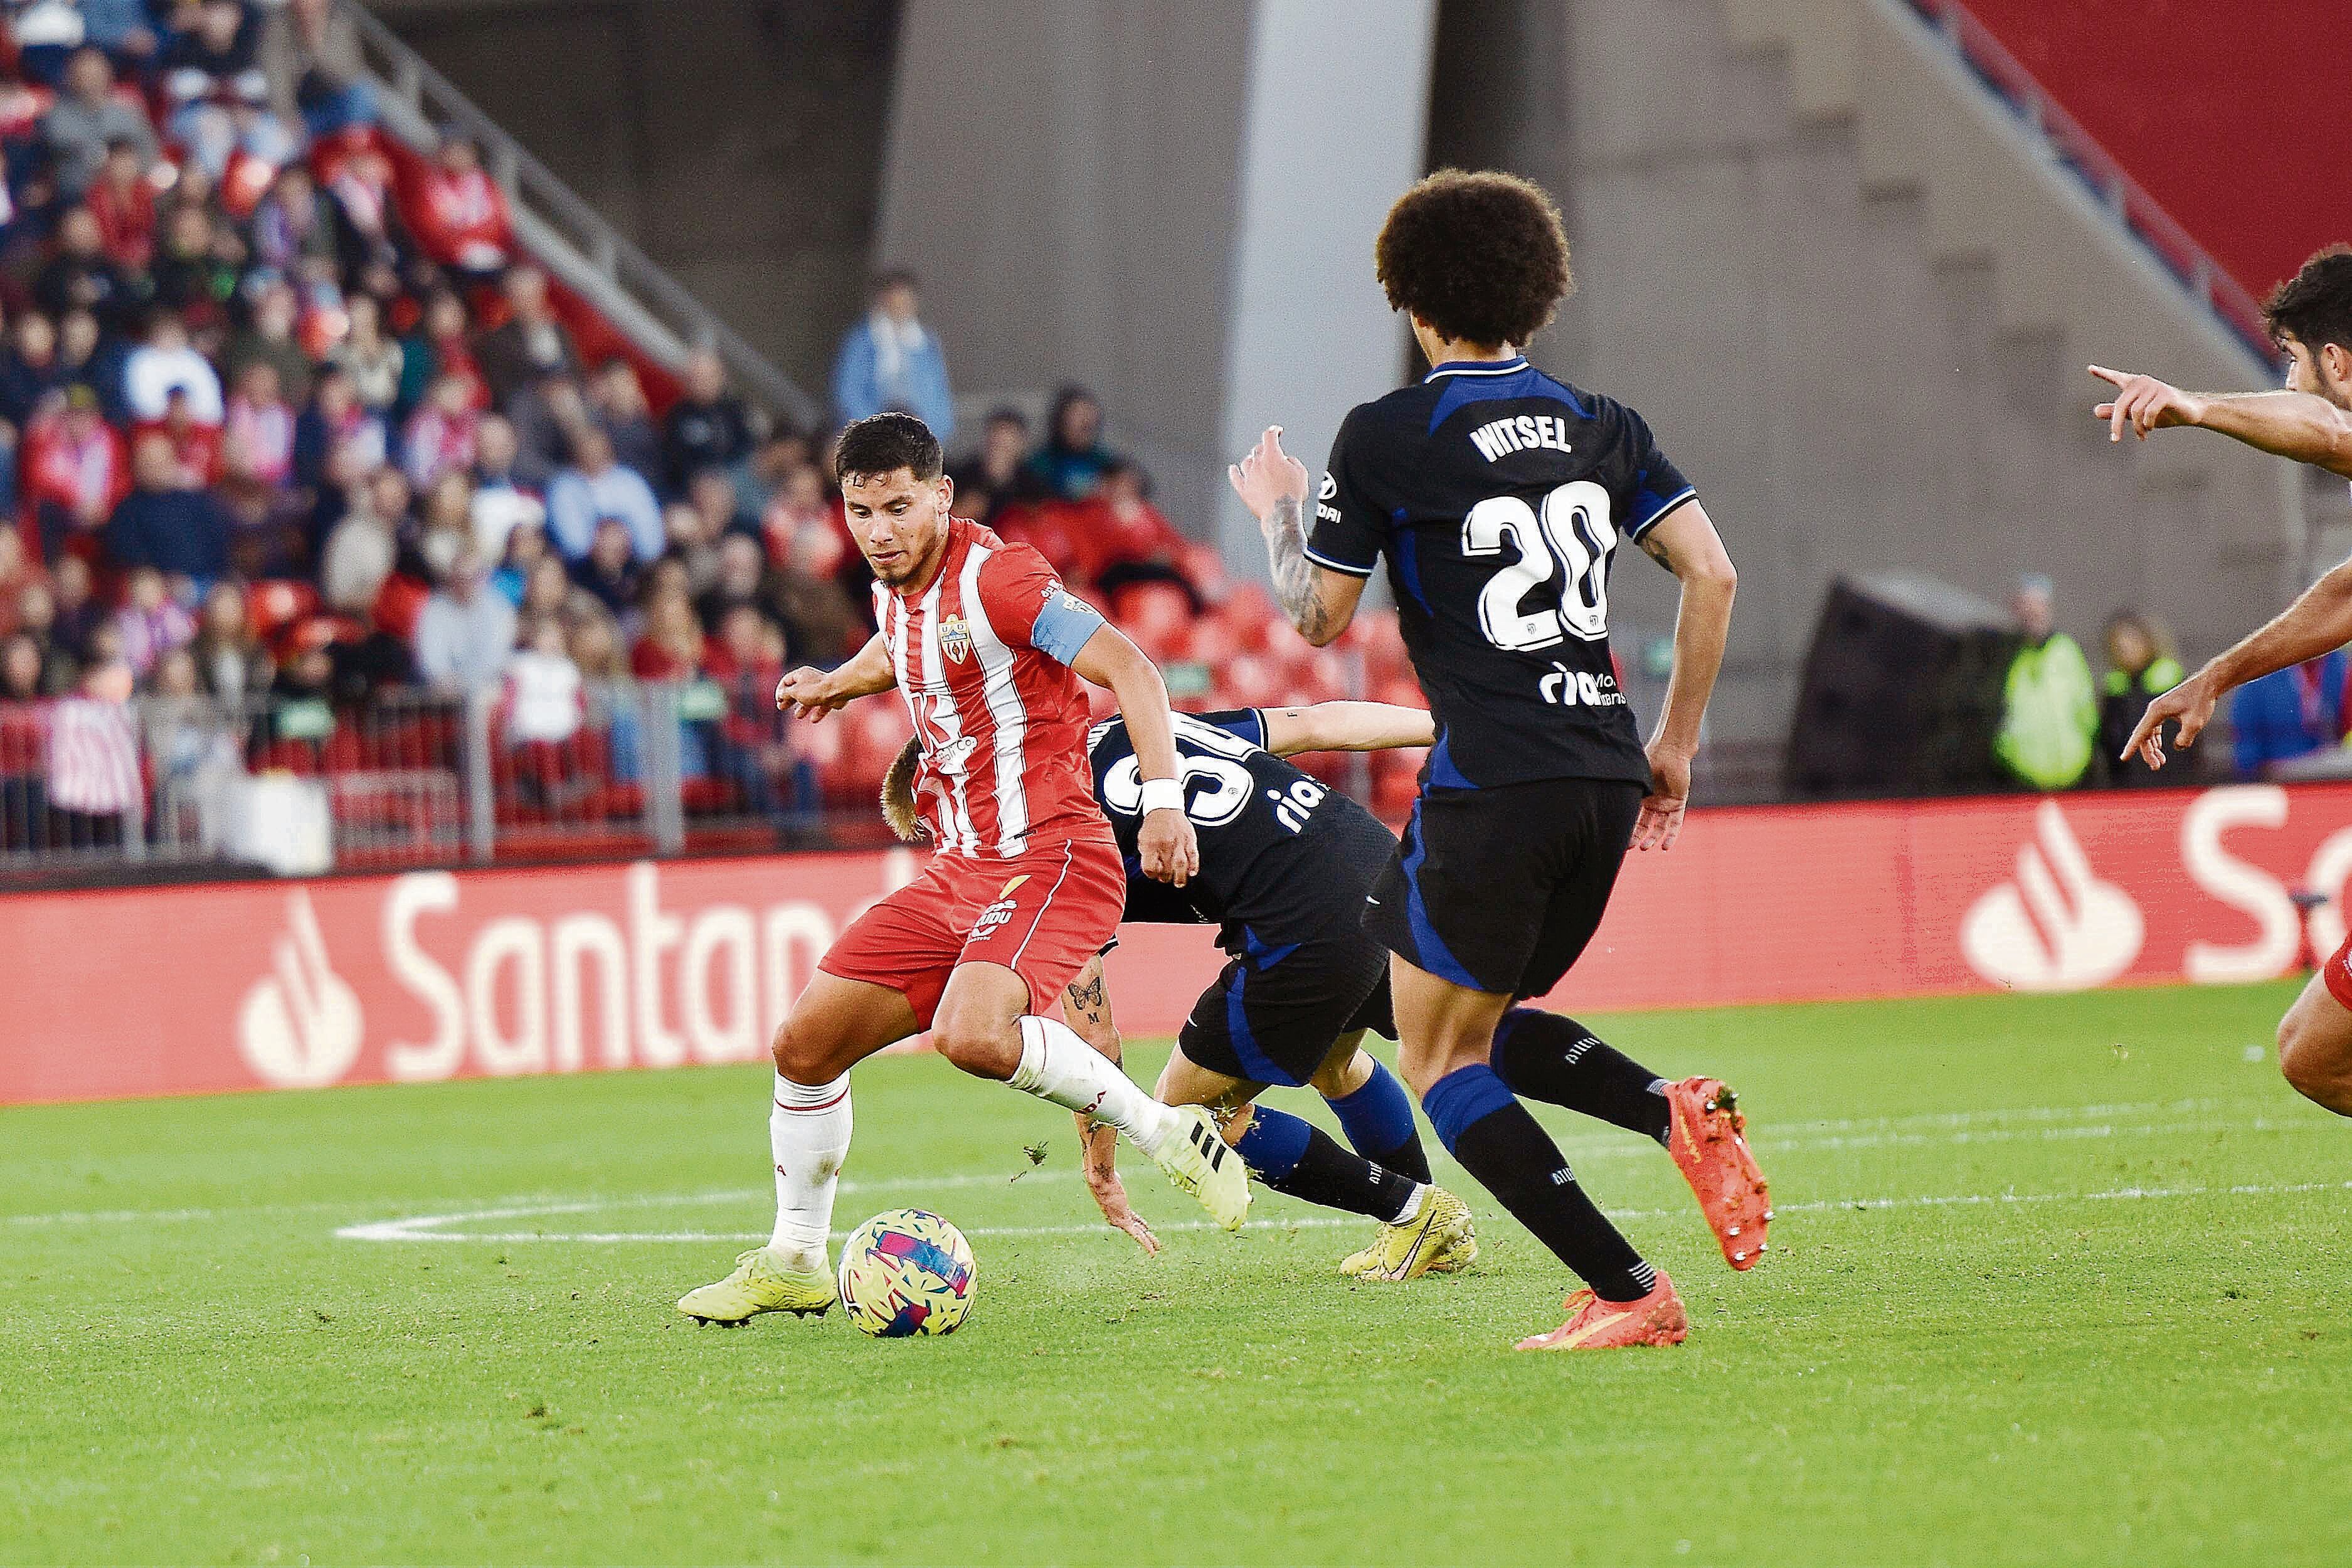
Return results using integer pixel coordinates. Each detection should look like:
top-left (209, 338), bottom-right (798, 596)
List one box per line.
top-left (8, 782), bottom-right (2352, 1106)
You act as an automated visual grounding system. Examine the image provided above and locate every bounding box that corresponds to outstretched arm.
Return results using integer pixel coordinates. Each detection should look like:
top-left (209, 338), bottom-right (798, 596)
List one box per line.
top-left (2122, 557), bottom-right (2352, 769)
top-left (1229, 426), bottom-right (1367, 647)
top-left (2089, 365), bottom-right (2352, 478)
top-left (775, 631), bottom-right (893, 721)
top-left (1258, 701), bottom-right (1435, 758)
top-left (1633, 501), bottom-right (1737, 852)
top-left (1060, 955), bottom-right (1160, 1257)
top-left (1070, 623), bottom-right (1201, 886)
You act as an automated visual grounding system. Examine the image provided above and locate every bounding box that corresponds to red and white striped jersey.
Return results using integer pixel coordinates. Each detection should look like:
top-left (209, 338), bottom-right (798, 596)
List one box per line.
top-left (876, 516), bottom-right (1113, 860)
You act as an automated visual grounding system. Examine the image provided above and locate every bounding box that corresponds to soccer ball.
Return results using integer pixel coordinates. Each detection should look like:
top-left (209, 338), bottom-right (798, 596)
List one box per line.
top-left (837, 1209), bottom-right (977, 1338)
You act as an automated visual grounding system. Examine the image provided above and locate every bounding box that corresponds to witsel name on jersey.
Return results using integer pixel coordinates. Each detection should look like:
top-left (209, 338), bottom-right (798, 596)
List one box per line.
top-left (1470, 413), bottom-right (1576, 462)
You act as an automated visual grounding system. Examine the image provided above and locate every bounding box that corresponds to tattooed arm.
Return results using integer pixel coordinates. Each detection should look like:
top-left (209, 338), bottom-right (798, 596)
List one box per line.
top-left (1229, 425), bottom-right (1367, 647)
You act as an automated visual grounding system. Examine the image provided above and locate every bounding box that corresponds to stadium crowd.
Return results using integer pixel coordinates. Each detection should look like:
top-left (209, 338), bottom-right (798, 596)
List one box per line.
top-left (0, 3), bottom-right (1417, 857)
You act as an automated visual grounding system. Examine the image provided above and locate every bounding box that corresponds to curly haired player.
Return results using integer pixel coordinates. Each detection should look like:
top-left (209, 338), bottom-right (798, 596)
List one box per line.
top-left (1226, 169), bottom-right (1768, 1350)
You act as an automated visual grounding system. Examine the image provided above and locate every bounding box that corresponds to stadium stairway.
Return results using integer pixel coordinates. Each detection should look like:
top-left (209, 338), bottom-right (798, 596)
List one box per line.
top-left (1717, 0), bottom-right (2312, 609)
top-left (329, 4), bottom-right (820, 428)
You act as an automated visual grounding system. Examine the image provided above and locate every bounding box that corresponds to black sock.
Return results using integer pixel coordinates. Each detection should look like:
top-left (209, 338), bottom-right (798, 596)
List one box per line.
top-left (1232, 1106), bottom-right (1420, 1222)
top-left (1426, 1065), bottom-right (1654, 1302)
top-left (1492, 1007), bottom-right (1671, 1144)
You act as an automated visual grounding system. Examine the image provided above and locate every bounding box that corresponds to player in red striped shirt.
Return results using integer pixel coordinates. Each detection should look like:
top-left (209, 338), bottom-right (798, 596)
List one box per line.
top-left (679, 413), bottom-right (1249, 1325)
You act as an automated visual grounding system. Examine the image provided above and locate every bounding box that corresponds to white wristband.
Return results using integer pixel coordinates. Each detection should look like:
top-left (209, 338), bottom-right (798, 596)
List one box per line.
top-left (1138, 777), bottom-right (1185, 816)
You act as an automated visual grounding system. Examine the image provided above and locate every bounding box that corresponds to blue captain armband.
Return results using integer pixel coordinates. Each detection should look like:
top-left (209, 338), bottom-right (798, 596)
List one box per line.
top-left (1031, 588), bottom-right (1108, 664)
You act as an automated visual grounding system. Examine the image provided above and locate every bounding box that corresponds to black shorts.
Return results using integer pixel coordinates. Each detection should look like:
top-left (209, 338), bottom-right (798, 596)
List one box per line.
top-left (1176, 930), bottom-right (1394, 1089)
top-left (1365, 777), bottom-right (1643, 999)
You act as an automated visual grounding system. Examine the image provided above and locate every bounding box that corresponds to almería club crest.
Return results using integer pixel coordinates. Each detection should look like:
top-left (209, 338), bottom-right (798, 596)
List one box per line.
top-left (938, 613), bottom-right (974, 664)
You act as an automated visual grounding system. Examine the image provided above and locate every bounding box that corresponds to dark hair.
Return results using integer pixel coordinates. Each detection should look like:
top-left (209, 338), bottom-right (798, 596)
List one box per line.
top-left (2266, 246), bottom-right (2352, 358)
top-left (1374, 169), bottom-right (1572, 349)
top-left (984, 405), bottom-right (1029, 432)
top-left (875, 268), bottom-right (919, 294)
top-left (835, 411), bottom-right (943, 484)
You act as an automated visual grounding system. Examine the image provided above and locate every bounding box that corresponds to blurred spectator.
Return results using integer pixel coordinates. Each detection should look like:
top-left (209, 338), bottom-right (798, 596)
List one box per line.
top-left (136, 386), bottom-right (227, 487)
top-left (320, 465), bottom-right (408, 613)
top-left (188, 580), bottom-right (267, 700)
top-left (251, 164), bottom-right (335, 278)
top-left (12, 580), bottom-right (73, 693)
top-left (547, 428), bottom-right (660, 563)
top-left (415, 470), bottom-right (473, 581)
top-left (0, 529), bottom-right (34, 637)
top-left (1061, 458), bottom-right (1197, 596)
top-left (124, 312), bottom-right (224, 423)
top-left (1024, 385), bottom-right (1115, 501)
top-left (225, 277), bottom-right (312, 406)
top-left (503, 615), bottom-right (583, 745)
top-left (391, 287), bottom-right (475, 418)
top-left (948, 407), bottom-right (1039, 526)
top-left (1, 630), bottom-right (43, 701)
top-left (402, 370), bottom-right (480, 491)
top-left (34, 206), bottom-right (130, 326)
top-left (511, 548), bottom-right (570, 624)
top-left (223, 360), bottom-right (295, 489)
top-left (292, 364), bottom-right (383, 490)
top-left (589, 357), bottom-right (661, 481)
top-left (467, 413), bottom-right (543, 560)
top-left (663, 346), bottom-right (754, 491)
top-left (760, 462), bottom-right (845, 576)
top-left (475, 264), bottom-right (578, 406)
top-left (162, 1), bottom-right (288, 181)
top-left (413, 546), bottom-right (516, 692)
top-left (662, 499), bottom-right (722, 601)
top-left (13, 0), bottom-right (93, 85)
top-left (506, 370), bottom-right (584, 489)
top-left (568, 517), bottom-right (639, 620)
top-left (0, 312), bottom-right (63, 430)
top-left (149, 200), bottom-right (241, 314)
top-left (695, 530), bottom-right (767, 633)
top-left (21, 384), bottom-right (129, 562)
top-left (408, 131), bottom-right (512, 282)
top-left (2098, 612), bottom-right (2183, 787)
top-left (83, 0), bottom-right (163, 68)
top-left (325, 146), bottom-right (403, 279)
top-left (105, 430), bottom-right (231, 579)
top-left (109, 564), bottom-right (194, 675)
top-left (47, 555), bottom-right (103, 662)
top-left (85, 139), bottom-right (157, 275)
top-left (831, 269), bottom-right (953, 440)
top-left (45, 654), bottom-right (140, 847)
top-left (2230, 652), bottom-right (2349, 779)
top-left (55, 309), bottom-right (124, 418)
top-left (1993, 574), bottom-right (2096, 792)
top-left (630, 581), bottom-right (706, 681)
top-left (277, 0), bottom-right (373, 139)
top-left (41, 46), bottom-right (158, 199)
top-left (332, 291), bottom-right (405, 418)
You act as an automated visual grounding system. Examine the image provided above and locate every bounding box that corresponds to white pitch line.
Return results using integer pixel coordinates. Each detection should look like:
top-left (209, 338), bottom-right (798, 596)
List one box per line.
top-left (332, 1177), bottom-right (2352, 1245)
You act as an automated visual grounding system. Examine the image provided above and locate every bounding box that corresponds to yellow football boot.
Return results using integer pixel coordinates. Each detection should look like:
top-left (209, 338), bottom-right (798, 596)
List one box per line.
top-left (677, 1246), bottom-right (837, 1325)
top-left (1153, 1106), bottom-right (1252, 1231)
top-left (1340, 1185), bottom-right (1478, 1281)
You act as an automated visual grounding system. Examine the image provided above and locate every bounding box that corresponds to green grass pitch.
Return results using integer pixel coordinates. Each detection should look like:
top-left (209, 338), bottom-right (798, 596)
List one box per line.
top-left (6, 980), bottom-right (2350, 1566)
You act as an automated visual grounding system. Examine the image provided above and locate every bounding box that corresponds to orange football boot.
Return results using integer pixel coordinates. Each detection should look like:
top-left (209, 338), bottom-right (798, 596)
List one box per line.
top-left (1515, 1270), bottom-right (1688, 1351)
top-left (1663, 1076), bottom-right (1772, 1269)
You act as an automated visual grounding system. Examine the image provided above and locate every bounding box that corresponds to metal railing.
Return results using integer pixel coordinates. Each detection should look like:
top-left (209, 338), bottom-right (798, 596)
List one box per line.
top-left (337, 2), bottom-right (823, 429)
top-left (0, 679), bottom-right (871, 882)
top-left (1902, 0), bottom-right (2275, 365)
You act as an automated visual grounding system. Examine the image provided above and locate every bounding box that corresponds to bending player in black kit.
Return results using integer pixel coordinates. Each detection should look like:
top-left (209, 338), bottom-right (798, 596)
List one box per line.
top-left (884, 701), bottom-right (1478, 1279)
top-left (1228, 169), bottom-right (1771, 1350)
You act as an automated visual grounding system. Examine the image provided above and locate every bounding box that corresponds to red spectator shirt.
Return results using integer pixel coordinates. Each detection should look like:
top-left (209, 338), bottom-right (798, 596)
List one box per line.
top-left (876, 516), bottom-right (1110, 861)
top-left (408, 167), bottom-right (512, 270)
top-left (19, 416), bottom-right (129, 553)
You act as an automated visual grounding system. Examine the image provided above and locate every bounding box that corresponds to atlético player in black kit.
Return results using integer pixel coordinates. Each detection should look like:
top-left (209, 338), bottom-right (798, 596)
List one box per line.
top-left (884, 701), bottom-right (1484, 1280)
top-left (1227, 169), bottom-right (1772, 1350)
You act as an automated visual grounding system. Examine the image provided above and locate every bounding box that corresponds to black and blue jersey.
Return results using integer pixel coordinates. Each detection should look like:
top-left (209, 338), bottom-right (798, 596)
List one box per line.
top-left (1306, 356), bottom-right (1695, 791)
top-left (1085, 709), bottom-right (1402, 956)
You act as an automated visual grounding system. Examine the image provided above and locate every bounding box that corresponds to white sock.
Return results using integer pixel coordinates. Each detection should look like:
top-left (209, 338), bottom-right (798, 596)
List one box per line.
top-left (769, 1071), bottom-right (852, 1259)
top-left (1008, 1014), bottom-right (1180, 1155)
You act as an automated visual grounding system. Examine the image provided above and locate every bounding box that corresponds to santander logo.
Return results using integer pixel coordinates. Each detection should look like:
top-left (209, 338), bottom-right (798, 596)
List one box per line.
top-left (236, 889), bottom-right (365, 1087)
top-left (1960, 801), bottom-right (2144, 992)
